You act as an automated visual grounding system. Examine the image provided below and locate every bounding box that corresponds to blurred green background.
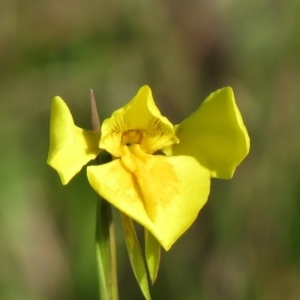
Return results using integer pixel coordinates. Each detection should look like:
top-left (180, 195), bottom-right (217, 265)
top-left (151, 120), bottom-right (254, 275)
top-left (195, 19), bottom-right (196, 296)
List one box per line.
top-left (1, 1), bottom-right (300, 299)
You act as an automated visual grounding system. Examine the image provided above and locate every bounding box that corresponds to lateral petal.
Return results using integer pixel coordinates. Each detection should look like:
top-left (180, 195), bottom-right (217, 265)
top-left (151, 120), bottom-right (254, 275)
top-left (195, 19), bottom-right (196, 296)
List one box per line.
top-left (47, 96), bottom-right (101, 184)
top-left (87, 154), bottom-right (210, 250)
top-left (168, 87), bottom-right (250, 179)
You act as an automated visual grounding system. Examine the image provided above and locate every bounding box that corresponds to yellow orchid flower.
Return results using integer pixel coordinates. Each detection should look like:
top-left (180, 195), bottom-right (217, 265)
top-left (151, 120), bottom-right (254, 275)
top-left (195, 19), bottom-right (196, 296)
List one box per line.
top-left (47, 85), bottom-right (249, 251)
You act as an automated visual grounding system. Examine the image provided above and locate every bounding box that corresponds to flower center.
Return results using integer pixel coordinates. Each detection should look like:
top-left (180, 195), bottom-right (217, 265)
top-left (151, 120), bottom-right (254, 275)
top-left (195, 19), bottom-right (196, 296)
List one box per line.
top-left (121, 130), bottom-right (144, 145)
top-left (100, 116), bottom-right (179, 158)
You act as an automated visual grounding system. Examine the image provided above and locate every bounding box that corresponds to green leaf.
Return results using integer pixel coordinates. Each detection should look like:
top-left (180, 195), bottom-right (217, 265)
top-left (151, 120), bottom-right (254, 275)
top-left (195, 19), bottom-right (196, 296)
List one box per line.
top-left (145, 229), bottom-right (161, 284)
top-left (121, 214), bottom-right (152, 300)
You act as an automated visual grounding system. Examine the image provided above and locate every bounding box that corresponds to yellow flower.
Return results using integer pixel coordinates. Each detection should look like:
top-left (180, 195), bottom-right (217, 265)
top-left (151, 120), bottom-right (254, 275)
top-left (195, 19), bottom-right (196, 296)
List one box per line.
top-left (47, 85), bottom-right (249, 250)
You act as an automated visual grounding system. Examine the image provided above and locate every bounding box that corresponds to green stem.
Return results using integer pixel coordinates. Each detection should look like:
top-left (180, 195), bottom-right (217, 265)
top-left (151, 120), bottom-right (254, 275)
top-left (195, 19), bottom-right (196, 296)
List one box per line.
top-left (90, 89), bottom-right (118, 300)
top-left (95, 196), bottom-right (118, 300)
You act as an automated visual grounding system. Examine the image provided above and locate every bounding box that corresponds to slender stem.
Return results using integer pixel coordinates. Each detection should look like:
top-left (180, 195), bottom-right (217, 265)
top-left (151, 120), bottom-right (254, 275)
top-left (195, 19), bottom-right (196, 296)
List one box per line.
top-left (95, 197), bottom-right (118, 300)
top-left (91, 89), bottom-right (119, 300)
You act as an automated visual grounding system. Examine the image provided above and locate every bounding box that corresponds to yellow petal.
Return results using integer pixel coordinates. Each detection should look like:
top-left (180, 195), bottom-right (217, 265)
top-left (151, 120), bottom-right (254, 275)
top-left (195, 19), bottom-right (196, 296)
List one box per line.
top-left (99, 86), bottom-right (178, 156)
top-left (87, 154), bottom-right (210, 250)
top-left (47, 96), bottom-right (101, 184)
top-left (167, 87), bottom-right (250, 179)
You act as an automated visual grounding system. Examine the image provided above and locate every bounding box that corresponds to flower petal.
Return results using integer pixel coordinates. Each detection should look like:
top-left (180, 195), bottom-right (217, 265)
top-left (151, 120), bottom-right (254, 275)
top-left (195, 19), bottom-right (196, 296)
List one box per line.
top-left (87, 154), bottom-right (210, 250)
top-left (47, 96), bottom-right (101, 184)
top-left (167, 87), bottom-right (250, 179)
top-left (99, 86), bottom-right (178, 156)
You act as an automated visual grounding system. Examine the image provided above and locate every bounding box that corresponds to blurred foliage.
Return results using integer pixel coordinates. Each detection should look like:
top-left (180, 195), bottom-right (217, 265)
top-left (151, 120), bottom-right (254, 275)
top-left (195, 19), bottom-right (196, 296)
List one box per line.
top-left (1, 0), bottom-right (300, 299)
